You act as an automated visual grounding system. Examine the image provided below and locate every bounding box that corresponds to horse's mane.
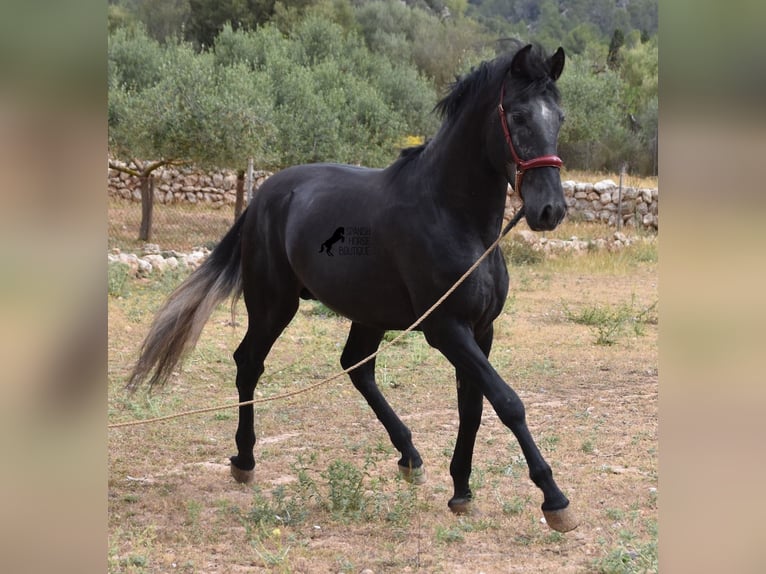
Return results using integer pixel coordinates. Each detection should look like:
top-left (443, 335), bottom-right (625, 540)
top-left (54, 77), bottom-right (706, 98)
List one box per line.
top-left (386, 41), bottom-right (559, 177)
top-left (435, 41), bottom-right (559, 121)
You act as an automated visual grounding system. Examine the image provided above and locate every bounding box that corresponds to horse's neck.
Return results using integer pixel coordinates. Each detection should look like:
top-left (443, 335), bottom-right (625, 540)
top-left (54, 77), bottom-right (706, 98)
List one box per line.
top-left (423, 118), bottom-right (508, 238)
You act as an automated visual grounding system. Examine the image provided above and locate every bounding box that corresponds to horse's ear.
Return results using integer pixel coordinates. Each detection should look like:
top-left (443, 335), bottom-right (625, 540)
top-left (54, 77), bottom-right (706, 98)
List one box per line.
top-left (510, 44), bottom-right (534, 78)
top-left (548, 47), bottom-right (565, 81)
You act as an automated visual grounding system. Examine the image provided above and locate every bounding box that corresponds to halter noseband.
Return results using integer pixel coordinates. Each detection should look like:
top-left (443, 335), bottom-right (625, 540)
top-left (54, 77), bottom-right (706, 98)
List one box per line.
top-left (497, 83), bottom-right (563, 198)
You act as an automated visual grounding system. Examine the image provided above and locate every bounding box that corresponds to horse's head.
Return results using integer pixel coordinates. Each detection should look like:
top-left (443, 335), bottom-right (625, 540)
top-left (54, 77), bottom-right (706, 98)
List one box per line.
top-left (491, 44), bottom-right (567, 231)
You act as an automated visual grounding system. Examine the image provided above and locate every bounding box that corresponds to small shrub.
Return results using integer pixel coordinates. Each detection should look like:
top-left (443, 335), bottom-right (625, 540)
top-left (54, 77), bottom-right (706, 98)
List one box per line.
top-left (435, 524), bottom-right (465, 544)
top-left (501, 237), bottom-right (545, 266)
top-left (108, 261), bottom-right (131, 298)
top-left (307, 301), bottom-right (339, 318)
top-left (501, 495), bottom-right (529, 516)
top-left (625, 238), bottom-right (658, 264)
top-left (592, 540), bottom-right (657, 573)
top-left (321, 460), bottom-right (367, 518)
top-left (561, 296), bottom-right (657, 346)
top-left (246, 485), bottom-right (309, 527)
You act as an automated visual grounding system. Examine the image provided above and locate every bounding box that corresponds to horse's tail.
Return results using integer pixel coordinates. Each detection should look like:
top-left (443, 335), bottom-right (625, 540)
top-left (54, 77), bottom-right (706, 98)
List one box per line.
top-left (127, 210), bottom-right (247, 391)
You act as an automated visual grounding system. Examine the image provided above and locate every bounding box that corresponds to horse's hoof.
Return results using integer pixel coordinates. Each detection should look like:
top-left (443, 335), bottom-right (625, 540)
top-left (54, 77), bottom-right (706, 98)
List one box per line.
top-left (448, 497), bottom-right (472, 515)
top-left (398, 464), bottom-right (426, 485)
top-left (543, 506), bottom-right (579, 532)
top-left (230, 463), bottom-right (255, 484)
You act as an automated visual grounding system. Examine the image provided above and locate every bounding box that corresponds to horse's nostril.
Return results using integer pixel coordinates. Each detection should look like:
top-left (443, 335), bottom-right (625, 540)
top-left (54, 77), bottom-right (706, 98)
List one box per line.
top-left (542, 204), bottom-right (553, 223)
top-left (540, 203), bottom-right (565, 229)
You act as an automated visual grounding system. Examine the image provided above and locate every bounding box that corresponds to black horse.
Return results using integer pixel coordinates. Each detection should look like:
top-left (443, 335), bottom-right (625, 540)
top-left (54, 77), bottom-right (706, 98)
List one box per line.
top-left (128, 43), bottom-right (577, 532)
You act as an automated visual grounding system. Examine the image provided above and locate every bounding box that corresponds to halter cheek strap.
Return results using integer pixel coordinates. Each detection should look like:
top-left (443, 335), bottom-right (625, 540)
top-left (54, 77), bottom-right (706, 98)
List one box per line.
top-left (497, 84), bottom-right (563, 198)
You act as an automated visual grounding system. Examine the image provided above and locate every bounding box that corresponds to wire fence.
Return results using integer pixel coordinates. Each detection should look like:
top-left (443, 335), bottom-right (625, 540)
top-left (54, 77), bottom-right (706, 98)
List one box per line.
top-left (108, 160), bottom-right (271, 253)
top-left (108, 198), bottom-right (238, 253)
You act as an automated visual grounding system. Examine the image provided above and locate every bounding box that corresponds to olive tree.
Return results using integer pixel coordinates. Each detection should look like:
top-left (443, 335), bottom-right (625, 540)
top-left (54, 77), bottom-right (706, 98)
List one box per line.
top-left (109, 37), bottom-right (276, 239)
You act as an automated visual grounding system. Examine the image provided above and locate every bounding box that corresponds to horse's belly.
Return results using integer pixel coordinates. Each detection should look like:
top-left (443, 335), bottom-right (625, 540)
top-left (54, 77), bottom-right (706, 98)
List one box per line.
top-left (293, 251), bottom-right (415, 328)
top-left (286, 216), bottom-right (415, 328)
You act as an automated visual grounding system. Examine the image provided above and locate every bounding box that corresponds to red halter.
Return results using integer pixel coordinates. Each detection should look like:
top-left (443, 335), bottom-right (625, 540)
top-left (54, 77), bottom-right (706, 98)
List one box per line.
top-left (497, 83), bottom-right (563, 198)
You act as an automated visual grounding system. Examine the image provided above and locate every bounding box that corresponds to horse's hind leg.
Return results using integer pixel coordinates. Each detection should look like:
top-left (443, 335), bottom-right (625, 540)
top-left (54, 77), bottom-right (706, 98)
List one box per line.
top-left (340, 322), bottom-right (425, 483)
top-left (230, 293), bottom-right (299, 484)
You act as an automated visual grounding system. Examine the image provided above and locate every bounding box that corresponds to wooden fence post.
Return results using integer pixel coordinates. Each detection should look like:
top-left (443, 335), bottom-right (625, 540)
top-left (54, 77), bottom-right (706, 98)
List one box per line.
top-left (138, 174), bottom-right (154, 241)
top-left (234, 169), bottom-right (245, 221)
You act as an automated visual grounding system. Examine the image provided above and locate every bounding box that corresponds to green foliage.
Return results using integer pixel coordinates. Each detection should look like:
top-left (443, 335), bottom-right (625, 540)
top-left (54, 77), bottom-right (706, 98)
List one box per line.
top-left (321, 460), bottom-right (367, 517)
top-left (618, 37), bottom-right (658, 115)
top-left (563, 22), bottom-right (602, 56)
top-left (592, 540), bottom-right (657, 573)
top-left (108, 262), bottom-right (131, 298)
top-left (467, 0), bottom-right (657, 44)
top-left (247, 485), bottom-right (310, 526)
top-left (107, 0), bottom-right (658, 174)
top-left (110, 14), bottom-right (439, 169)
top-left (108, 25), bottom-right (164, 93)
top-left (557, 57), bottom-right (628, 172)
top-left (110, 39), bottom-right (277, 169)
top-left (186, 0), bottom-right (264, 48)
top-left (561, 297), bottom-right (657, 346)
top-left (306, 302), bottom-right (339, 318)
top-left (108, 4), bottom-right (137, 35)
top-left (242, 454), bottom-right (420, 526)
top-left (501, 495), bottom-right (529, 516)
top-left (354, 0), bottom-right (490, 90)
top-left (500, 237), bottom-right (546, 266)
top-left (129, 0), bottom-right (192, 43)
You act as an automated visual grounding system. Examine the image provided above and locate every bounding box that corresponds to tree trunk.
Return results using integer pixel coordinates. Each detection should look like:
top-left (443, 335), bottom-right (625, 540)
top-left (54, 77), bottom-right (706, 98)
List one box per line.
top-left (139, 174), bottom-right (154, 241)
top-left (234, 169), bottom-right (245, 221)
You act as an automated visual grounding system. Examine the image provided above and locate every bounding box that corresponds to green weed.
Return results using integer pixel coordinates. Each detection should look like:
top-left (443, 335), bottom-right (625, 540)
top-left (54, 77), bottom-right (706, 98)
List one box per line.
top-left (108, 262), bottom-right (131, 298)
top-left (501, 495), bottom-right (529, 516)
top-left (435, 517), bottom-right (493, 545)
top-left (321, 459), bottom-right (368, 518)
top-left (435, 524), bottom-right (465, 544)
top-left (247, 485), bottom-right (310, 527)
top-left (306, 301), bottom-right (339, 318)
top-left (592, 540), bottom-right (657, 573)
top-left (249, 524), bottom-right (292, 572)
top-left (501, 237), bottom-right (546, 266)
top-left (539, 434), bottom-right (560, 453)
top-left (561, 296), bottom-right (657, 346)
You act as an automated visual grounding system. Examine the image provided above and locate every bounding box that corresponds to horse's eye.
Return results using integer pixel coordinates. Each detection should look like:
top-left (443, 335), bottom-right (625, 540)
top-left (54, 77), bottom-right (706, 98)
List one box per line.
top-left (511, 113), bottom-right (526, 125)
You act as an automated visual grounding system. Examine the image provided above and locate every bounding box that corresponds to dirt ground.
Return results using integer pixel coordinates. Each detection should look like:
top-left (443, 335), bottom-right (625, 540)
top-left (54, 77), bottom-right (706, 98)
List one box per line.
top-left (108, 232), bottom-right (657, 573)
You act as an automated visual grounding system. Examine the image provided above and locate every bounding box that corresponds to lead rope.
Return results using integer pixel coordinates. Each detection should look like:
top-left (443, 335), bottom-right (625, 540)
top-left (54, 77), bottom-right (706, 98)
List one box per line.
top-left (108, 206), bottom-right (526, 429)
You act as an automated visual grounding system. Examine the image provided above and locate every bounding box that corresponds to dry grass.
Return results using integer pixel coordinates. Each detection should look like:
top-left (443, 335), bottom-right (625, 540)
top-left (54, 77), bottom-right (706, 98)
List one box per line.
top-left (109, 198), bottom-right (237, 253)
top-left (561, 168), bottom-right (657, 190)
top-left (108, 221), bottom-right (657, 573)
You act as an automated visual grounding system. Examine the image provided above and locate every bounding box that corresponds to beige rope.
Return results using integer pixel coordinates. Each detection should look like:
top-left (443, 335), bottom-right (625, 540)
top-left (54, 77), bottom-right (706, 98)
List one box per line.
top-left (108, 211), bottom-right (523, 430)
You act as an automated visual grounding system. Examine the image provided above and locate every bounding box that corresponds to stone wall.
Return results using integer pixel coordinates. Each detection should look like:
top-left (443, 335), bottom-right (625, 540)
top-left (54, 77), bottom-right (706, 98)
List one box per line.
top-left (108, 161), bottom-right (658, 230)
top-left (505, 179), bottom-right (658, 230)
top-left (108, 160), bottom-right (272, 208)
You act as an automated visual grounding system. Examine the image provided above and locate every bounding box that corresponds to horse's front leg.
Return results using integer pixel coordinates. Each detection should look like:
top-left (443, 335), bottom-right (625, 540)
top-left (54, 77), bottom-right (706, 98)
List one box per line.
top-left (447, 327), bottom-right (492, 513)
top-left (424, 320), bottom-right (578, 532)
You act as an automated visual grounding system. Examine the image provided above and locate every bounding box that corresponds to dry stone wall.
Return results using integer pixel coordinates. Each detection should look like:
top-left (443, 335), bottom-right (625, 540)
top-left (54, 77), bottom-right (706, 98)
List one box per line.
top-left (108, 161), bottom-right (658, 230)
top-left (505, 179), bottom-right (658, 230)
top-left (108, 160), bottom-right (272, 208)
